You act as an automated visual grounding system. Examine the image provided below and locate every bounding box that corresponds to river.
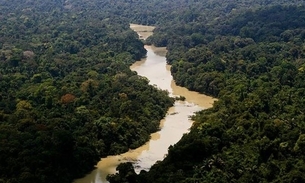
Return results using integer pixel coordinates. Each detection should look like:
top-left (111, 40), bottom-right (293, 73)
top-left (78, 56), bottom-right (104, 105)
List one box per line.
top-left (74, 24), bottom-right (216, 183)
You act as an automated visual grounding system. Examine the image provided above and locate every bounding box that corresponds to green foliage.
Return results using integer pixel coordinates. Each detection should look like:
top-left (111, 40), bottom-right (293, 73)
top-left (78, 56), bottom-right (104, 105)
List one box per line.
top-left (0, 1), bottom-right (174, 183)
top-left (106, 1), bottom-right (305, 183)
top-left (2, 0), bottom-right (305, 182)
top-left (107, 162), bottom-right (138, 183)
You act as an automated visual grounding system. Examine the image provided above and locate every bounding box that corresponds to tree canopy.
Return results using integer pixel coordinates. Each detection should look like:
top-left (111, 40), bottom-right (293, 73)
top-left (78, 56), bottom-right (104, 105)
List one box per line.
top-left (0, 1), bottom-right (174, 183)
top-left (105, 0), bottom-right (305, 183)
top-left (2, 0), bottom-right (305, 183)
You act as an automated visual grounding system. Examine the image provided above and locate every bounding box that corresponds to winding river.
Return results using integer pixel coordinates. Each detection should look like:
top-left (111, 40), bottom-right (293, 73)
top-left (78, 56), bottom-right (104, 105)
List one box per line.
top-left (74, 24), bottom-right (216, 183)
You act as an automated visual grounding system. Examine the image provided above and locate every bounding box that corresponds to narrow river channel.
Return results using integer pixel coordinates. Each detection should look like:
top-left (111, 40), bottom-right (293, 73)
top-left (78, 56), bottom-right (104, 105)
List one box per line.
top-left (74, 25), bottom-right (216, 183)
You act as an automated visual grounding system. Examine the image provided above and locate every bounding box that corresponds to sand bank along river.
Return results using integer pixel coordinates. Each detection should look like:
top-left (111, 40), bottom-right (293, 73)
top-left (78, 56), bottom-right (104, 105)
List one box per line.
top-left (74, 24), bottom-right (216, 183)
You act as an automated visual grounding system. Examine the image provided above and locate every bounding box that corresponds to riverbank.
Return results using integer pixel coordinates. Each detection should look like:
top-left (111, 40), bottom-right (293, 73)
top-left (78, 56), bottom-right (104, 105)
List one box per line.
top-left (74, 24), bottom-right (216, 183)
top-left (130, 23), bottom-right (155, 40)
top-left (129, 24), bottom-right (167, 56)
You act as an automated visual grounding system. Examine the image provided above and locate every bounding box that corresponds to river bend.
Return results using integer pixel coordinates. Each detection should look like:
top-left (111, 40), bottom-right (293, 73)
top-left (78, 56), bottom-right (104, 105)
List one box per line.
top-left (74, 25), bottom-right (215, 183)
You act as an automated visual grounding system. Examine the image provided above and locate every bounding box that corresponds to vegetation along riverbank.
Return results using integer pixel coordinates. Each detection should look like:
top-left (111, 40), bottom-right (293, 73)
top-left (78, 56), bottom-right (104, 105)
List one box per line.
top-left (1, 0), bottom-right (305, 183)
top-left (0, 1), bottom-right (174, 183)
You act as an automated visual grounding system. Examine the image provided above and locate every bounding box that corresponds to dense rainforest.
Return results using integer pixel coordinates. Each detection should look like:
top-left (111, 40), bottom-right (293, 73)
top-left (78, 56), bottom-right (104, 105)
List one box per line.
top-left (2, 0), bottom-right (305, 183)
top-left (104, 0), bottom-right (305, 183)
top-left (0, 1), bottom-right (175, 183)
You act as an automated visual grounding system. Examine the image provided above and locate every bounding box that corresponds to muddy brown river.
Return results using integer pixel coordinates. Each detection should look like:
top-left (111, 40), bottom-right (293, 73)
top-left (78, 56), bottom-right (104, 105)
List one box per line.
top-left (74, 25), bottom-right (216, 183)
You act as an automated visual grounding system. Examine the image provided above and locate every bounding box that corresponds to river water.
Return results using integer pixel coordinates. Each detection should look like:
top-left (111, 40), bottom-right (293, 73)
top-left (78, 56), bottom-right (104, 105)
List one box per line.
top-left (74, 25), bottom-right (216, 183)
